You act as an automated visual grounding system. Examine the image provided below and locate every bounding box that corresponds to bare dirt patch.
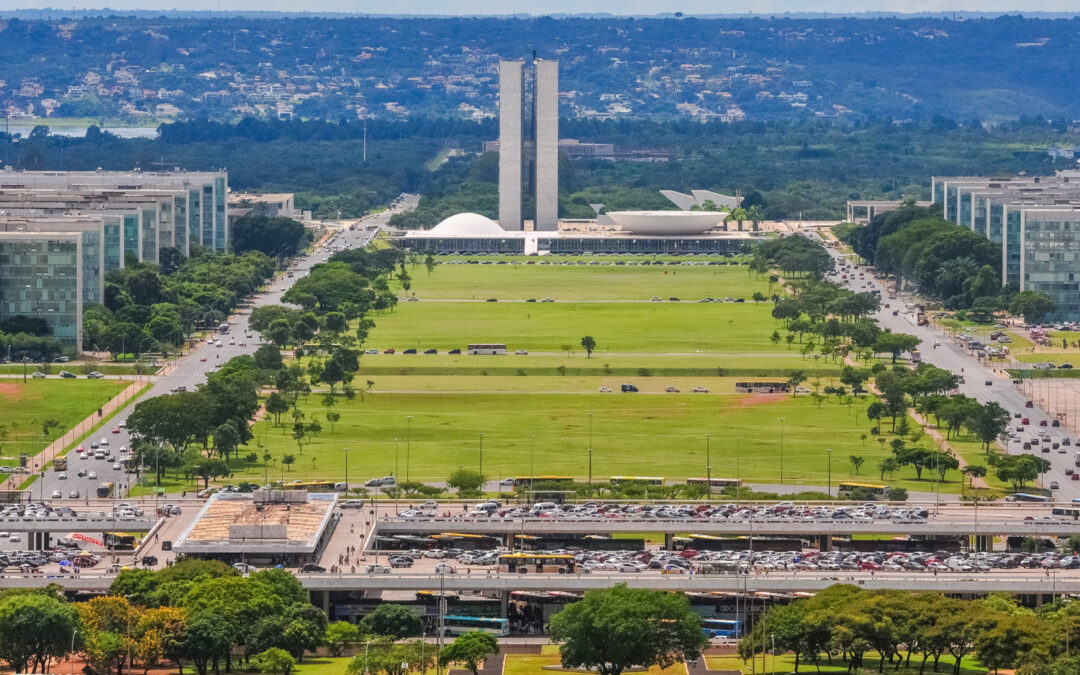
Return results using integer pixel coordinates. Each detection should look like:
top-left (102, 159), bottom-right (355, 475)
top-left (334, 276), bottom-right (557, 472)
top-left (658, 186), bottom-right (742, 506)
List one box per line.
top-left (0, 382), bottom-right (22, 399)
top-left (732, 392), bottom-right (788, 407)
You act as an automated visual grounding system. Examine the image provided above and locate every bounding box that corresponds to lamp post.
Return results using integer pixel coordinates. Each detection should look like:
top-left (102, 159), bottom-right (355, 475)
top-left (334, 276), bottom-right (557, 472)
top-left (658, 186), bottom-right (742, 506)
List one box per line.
top-left (587, 447), bottom-right (593, 486)
top-left (343, 447), bottom-right (350, 494)
top-left (394, 437), bottom-right (399, 479)
top-left (778, 417), bottom-right (786, 484)
top-left (70, 629), bottom-right (78, 675)
top-left (826, 448), bottom-right (833, 498)
top-left (705, 433), bottom-right (712, 500)
top-left (586, 412), bottom-right (593, 449)
top-left (405, 416), bottom-right (412, 482)
top-left (530, 434), bottom-right (535, 486)
top-left (478, 433), bottom-right (484, 475)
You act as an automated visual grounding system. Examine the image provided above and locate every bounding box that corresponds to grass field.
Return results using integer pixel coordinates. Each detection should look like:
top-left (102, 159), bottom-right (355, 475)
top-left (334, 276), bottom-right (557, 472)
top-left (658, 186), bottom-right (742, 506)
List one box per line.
top-left (0, 379), bottom-right (124, 459)
top-left (396, 259), bottom-right (769, 301)
top-left (365, 302), bottom-right (788, 355)
top-left (235, 387), bottom-right (982, 494)
top-left (0, 363), bottom-right (142, 375)
top-left (345, 353), bottom-right (835, 378)
top-left (707, 652), bottom-right (987, 674)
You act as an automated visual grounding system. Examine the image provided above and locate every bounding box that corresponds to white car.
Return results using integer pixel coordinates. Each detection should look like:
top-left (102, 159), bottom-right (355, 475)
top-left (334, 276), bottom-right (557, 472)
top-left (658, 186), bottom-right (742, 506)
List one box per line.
top-left (365, 564), bottom-right (391, 574)
top-left (692, 386), bottom-right (710, 393)
top-left (434, 563), bottom-right (457, 574)
top-left (599, 386), bottom-right (612, 392)
top-left (88, 471), bottom-right (97, 480)
top-left (99, 438), bottom-right (109, 447)
top-left (58, 472), bottom-right (67, 480)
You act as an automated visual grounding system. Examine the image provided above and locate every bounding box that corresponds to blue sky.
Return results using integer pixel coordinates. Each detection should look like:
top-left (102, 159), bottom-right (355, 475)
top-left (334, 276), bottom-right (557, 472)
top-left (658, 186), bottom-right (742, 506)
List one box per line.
top-left (2, 1), bottom-right (1072, 14)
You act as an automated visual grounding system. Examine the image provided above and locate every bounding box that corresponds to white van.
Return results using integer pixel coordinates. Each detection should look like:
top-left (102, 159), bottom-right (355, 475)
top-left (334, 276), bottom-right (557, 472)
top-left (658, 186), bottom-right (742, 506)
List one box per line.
top-left (529, 502), bottom-right (558, 515)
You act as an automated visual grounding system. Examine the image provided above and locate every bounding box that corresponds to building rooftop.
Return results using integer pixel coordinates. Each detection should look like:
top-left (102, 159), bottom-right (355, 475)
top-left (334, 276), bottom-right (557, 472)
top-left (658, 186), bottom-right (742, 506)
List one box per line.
top-left (173, 491), bottom-right (337, 555)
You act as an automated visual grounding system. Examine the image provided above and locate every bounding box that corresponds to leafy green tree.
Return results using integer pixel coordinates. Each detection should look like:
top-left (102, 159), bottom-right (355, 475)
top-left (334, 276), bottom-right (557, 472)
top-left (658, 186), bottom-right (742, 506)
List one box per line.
top-left (962, 464), bottom-right (987, 487)
top-left (360, 604), bottom-right (424, 639)
top-left (325, 621), bottom-right (361, 657)
top-left (265, 393), bottom-right (290, 426)
top-left (0, 593), bottom-right (79, 674)
top-left (972, 401), bottom-right (1012, 452)
top-left (873, 332), bottom-right (921, 363)
top-left (849, 455), bottom-right (865, 475)
top-left (439, 632), bottom-right (500, 675)
top-left (580, 335), bottom-right (597, 358)
top-left (1010, 291), bottom-right (1055, 324)
top-left (447, 468), bottom-right (486, 496)
top-left (550, 584), bottom-right (708, 675)
top-left (258, 647), bottom-right (297, 675)
top-left (878, 457), bottom-right (898, 480)
top-left (254, 344), bottom-right (284, 371)
top-left (182, 611), bottom-right (233, 675)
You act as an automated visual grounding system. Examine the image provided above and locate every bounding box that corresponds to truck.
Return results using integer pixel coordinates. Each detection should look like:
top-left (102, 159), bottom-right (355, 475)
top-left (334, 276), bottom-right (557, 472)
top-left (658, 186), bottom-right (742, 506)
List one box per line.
top-left (910, 350), bottom-right (922, 364)
top-left (621, 384), bottom-right (639, 393)
top-left (53, 457), bottom-right (67, 471)
top-left (1074, 450), bottom-right (1080, 468)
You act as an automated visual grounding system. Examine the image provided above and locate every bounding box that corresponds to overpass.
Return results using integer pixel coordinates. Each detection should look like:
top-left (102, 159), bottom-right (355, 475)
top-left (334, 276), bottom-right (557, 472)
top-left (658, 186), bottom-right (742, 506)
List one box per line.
top-left (6, 570), bottom-right (1080, 599)
top-left (376, 514), bottom-right (1080, 539)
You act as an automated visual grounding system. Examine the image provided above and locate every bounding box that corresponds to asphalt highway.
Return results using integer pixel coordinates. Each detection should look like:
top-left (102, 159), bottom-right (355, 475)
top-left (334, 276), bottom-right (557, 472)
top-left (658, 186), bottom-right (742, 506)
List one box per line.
top-left (825, 239), bottom-right (1080, 500)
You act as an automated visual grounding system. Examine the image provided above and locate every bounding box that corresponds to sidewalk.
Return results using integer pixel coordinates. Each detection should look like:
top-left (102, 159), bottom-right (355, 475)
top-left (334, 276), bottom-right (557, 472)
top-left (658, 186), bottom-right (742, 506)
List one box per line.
top-left (1, 379), bottom-right (144, 490)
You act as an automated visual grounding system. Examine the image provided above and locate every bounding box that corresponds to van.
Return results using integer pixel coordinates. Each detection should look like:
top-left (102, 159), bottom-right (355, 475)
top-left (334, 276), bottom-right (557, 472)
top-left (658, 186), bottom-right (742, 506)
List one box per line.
top-left (621, 384), bottom-right (639, 393)
top-left (530, 502), bottom-right (558, 515)
top-left (334, 482), bottom-right (348, 492)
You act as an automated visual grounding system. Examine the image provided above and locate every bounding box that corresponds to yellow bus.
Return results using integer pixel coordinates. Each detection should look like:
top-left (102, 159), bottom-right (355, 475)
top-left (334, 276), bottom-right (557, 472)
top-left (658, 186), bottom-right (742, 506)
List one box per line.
top-left (284, 480), bottom-right (336, 491)
top-left (512, 476), bottom-right (572, 488)
top-left (96, 482), bottom-right (114, 499)
top-left (610, 476), bottom-right (665, 486)
top-left (498, 553), bottom-right (577, 574)
top-left (837, 482), bottom-right (889, 498)
top-left (686, 477), bottom-right (742, 489)
top-left (104, 532), bottom-right (139, 550)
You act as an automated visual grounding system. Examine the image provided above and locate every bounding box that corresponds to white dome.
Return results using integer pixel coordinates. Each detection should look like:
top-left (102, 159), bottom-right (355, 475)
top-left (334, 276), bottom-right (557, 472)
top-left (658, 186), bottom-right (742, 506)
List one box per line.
top-left (431, 213), bottom-right (505, 236)
top-left (606, 210), bottom-right (727, 235)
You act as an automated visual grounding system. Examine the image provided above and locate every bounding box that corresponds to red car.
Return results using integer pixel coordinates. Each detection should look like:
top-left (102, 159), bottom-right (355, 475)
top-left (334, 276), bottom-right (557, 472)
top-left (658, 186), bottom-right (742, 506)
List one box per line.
top-left (111, 427), bottom-right (121, 434)
top-left (383, 348), bottom-right (396, 354)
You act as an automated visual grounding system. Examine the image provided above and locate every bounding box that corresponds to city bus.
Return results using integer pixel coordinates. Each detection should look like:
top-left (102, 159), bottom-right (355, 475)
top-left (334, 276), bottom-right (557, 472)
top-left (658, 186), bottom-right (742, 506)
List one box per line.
top-left (96, 482), bottom-right (114, 499)
top-left (441, 616), bottom-right (510, 637)
top-left (121, 456), bottom-right (139, 474)
top-left (734, 381), bottom-right (791, 393)
top-left (1051, 507), bottom-right (1080, 519)
top-left (283, 480), bottom-right (336, 491)
top-left (53, 457), bottom-right (68, 472)
top-left (837, 482), bottom-right (889, 498)
top-left (1012, 493), bottom-right (1051, 503)
top-left (686, 477), bottom-right (742, 489)
top-left (610, 476), bottom-right (665, 486)
top-left (104, 532), bottom-right (139, 550)
top-left (702, 619), bottom-right (743, 639)
top-left (511, 476), bottom-right (572, 488)
top-left (498, 553), bottom-right (577, 574)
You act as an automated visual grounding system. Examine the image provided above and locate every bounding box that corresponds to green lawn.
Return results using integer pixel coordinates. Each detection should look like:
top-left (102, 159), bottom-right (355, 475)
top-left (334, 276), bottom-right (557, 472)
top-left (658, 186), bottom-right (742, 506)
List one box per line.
top-left (707, 652), bottom-right (987, 674)
top-left (505, 654), bottom-right (684, 675)
top-left (238, 389), bottom-right (979, 494)
top-left (344, 352), bottom-right (832, 377)
top-left (0, 363), bottom-right (142, 375)
top-left (397, 258), bottom-right (768, 301)
top-left (365, 302), bottom-right (787, 355)
top-left (0, 379), bottom-right (125, 460)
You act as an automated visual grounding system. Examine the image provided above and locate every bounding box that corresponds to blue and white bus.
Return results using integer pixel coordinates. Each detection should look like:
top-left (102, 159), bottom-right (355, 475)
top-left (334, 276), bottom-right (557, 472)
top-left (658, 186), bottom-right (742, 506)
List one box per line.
top-left (702, 618), bottom-right (742, 639)
top-left (1012, 493), bottom-right (1050, 503)
top-left (442, 616), bottom-right (510, 637)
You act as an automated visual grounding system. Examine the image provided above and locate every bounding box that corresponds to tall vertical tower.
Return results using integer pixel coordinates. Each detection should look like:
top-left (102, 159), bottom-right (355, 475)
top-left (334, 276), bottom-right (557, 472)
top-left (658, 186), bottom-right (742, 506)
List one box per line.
top-left (532, 59), bottom-right (559, 231)
top-left (498, 61), bottom-right (524, 230)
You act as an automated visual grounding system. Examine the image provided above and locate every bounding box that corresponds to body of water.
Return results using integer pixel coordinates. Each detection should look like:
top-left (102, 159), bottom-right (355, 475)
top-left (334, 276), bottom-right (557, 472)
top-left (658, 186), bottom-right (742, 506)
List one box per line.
top-left (2, 122), bottom-right (158, 139)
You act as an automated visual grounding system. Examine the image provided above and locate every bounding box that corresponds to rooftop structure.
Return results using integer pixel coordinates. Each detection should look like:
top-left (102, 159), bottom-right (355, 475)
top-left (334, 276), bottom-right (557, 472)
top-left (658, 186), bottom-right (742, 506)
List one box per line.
top-left (605, 210), bottom-right (726, 235)
top-left (173, 490), bottom-right (338, 564)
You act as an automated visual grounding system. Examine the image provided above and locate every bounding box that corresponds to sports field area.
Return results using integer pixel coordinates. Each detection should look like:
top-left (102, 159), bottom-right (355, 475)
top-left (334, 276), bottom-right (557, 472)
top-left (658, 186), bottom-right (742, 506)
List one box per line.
top-left (0, 379), bottom-right (122, 459)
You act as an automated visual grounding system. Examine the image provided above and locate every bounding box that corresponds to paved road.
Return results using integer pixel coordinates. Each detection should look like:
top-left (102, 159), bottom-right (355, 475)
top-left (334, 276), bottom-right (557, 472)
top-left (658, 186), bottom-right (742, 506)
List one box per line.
top-left (824, 239), bottom-right (1079, 500)
top-left (34, 197), bottom-right (416, 503)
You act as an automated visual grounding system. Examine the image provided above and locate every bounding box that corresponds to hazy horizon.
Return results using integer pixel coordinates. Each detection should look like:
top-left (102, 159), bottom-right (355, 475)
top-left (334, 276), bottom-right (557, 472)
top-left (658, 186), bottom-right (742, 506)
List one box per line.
top-left (2, 1), bottom-right (1078, 16)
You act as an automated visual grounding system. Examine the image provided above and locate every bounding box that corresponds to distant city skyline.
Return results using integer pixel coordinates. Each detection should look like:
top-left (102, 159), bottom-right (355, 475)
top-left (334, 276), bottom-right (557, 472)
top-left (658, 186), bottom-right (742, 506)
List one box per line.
top-left (3, 1), bottom-right (1077, 15)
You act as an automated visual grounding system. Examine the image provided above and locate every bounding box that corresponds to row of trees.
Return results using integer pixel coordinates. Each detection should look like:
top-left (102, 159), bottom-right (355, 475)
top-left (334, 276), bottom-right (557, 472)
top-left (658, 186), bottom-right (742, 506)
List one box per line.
top-left (838, 204), bottom-right (1055, 318)
top-left (81, 249), bottom-right (276, 356)
top-left (743, 584), bottom-right (1080, 675)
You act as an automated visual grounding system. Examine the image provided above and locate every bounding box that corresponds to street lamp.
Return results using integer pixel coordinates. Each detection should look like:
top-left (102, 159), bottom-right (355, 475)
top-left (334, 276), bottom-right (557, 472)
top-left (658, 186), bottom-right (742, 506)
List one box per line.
top-left (826, 448), bottom-right (833, 498)
top-left (586, 412), bottom-right (593, 449)
top-left (405, 416), bottom-right (412, 483)
top-left (778, 417), bottom-right (787, 484)
top-left (343, 447), bottom-right (350, 494)
top-left (478, 433), bottom-right (484, 475)
top-left (705, 433), bottom-right (712, 500)
top-left (587, 447), bottom-right (593, 486)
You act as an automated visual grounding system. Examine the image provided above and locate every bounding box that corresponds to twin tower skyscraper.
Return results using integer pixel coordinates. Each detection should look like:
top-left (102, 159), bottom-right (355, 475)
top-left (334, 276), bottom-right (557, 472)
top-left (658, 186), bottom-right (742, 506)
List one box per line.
top-left (498, 59), bottom-right (558, 231)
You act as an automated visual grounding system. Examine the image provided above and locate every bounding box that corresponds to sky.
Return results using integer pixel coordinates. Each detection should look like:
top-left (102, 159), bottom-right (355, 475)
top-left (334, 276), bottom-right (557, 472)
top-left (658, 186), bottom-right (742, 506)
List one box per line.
top-left (0, 0), bottom-right (1075, 15)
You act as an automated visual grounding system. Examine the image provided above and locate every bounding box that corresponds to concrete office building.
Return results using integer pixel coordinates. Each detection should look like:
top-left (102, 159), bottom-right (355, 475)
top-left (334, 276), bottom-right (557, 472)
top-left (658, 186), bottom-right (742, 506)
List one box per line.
top-left (0, 169), bottom-right (230, 345)
top-left (931, 171), bottom-right (1080, 321)
top-left (497, 59), bottom-right (559, 231)
top-left (498, 61), bottom-right (524, 230)
top-left (532, 60), bottom-right (559, 231)
top-left (0, 217), bottom-right (109, 344)
top-left (0, 168), bottom-right (229, 252)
